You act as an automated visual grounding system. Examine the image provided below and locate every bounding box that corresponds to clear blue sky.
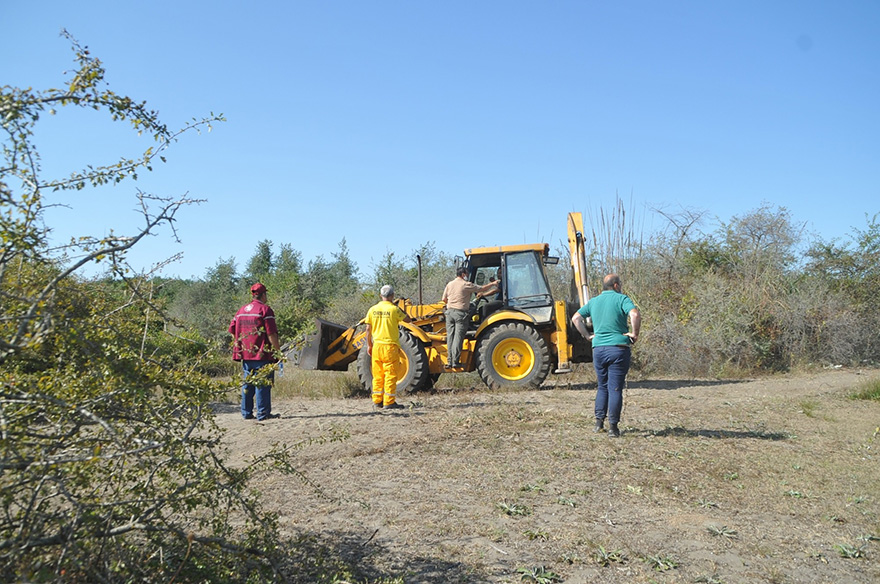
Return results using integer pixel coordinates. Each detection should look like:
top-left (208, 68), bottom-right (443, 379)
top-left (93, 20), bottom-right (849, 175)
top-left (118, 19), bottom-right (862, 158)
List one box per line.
top-left (3, 1), bottom-right (878, 280)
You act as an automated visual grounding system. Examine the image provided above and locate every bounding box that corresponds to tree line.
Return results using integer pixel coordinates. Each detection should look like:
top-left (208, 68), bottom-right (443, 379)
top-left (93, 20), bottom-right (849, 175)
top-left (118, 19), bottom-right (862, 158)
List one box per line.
top-left (150, 200), bottom-right (880, 380)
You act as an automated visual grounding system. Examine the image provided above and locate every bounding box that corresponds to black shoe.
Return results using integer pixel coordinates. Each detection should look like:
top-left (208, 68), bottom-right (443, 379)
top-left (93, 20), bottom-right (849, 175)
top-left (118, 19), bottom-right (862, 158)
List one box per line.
top-left (443, 363), bottom-right (452, 370)
top-left (608, 423), bottom-right (620, 438)
top-left (383, 402), bottom-right (405, 410)
top-left (257, 413), bottom-right (281, 421)
top-left (243, 414), bottom-right (255, 420)
top-left (593, 419), bottom-right (604, 433)
top-left (373, 403), bottom-right (383, 410)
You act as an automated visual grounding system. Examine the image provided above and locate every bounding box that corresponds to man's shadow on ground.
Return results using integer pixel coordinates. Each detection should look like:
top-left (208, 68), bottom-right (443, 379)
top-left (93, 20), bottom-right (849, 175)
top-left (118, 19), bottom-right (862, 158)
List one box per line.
top-left (551, 378), bottom-right (749, 391)
top-left (629, 425), bottom-right (790, 440)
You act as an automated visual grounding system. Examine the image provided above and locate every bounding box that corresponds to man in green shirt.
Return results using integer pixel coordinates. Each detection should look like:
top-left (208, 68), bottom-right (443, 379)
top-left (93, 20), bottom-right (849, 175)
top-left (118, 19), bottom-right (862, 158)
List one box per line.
top-left (571, 274), bottom-right (641, 438)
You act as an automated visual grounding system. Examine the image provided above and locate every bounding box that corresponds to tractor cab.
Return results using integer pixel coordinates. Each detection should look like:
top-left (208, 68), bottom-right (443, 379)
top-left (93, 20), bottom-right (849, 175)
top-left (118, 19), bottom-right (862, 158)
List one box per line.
top-left (463, 243), bottom-right (557, 326)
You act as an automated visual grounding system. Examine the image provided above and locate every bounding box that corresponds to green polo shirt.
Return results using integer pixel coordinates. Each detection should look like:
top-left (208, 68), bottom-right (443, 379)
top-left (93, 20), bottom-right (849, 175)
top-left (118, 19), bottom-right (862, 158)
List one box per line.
top-left (577, 290), bottom-right (637, 347)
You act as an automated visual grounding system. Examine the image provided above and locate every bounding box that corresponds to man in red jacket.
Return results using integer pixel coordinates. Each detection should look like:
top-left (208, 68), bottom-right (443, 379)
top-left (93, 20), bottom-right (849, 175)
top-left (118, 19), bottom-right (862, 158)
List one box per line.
top-left (229, 283), bottom-right (281, 420)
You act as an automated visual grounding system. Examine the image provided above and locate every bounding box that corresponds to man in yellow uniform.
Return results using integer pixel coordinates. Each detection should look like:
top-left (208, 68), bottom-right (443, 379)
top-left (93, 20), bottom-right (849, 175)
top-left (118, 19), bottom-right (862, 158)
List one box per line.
top-left (365, 285), bottom-right (413, 410)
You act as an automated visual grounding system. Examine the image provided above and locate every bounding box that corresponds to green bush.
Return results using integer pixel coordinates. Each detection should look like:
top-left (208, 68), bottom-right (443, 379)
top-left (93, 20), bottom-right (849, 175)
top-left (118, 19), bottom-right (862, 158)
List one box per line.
top-left (1, 36), bottom-right (293, 582)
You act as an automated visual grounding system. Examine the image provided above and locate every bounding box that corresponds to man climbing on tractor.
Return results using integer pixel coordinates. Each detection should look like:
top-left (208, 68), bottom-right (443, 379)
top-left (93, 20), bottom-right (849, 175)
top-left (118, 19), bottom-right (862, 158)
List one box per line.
top-left (441, 267), bottom-right (496, 369)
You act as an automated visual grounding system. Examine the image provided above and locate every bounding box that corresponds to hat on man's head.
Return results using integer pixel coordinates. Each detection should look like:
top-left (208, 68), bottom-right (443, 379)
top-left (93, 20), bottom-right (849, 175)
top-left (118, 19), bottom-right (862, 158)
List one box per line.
top-left (250, 283), bottom-right (267, 296)
top-left (380, 284), bottom-right (394, 298)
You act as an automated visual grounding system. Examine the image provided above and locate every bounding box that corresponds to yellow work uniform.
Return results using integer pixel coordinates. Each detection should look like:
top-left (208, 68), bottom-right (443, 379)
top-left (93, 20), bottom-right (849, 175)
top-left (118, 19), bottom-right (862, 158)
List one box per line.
top-left (365, 300), bottom-right (408, 406)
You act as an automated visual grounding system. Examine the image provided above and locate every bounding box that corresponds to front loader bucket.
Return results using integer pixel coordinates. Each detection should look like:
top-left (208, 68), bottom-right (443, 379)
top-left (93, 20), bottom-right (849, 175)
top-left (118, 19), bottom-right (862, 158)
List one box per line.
top-left (292, 318), bottom-right (353, 371)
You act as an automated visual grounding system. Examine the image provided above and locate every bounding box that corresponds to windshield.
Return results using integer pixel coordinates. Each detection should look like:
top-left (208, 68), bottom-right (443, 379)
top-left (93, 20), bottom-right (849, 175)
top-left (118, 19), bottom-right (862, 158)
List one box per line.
top-left (505, 251), bottom-right (552, 308)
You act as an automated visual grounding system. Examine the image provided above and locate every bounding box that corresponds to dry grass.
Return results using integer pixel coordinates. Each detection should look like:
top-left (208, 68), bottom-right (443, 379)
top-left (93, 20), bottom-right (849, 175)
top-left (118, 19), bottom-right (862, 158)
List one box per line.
top-left (271, 367), bottom-right (497, 400)
top-left (851, 376), bottom-right (880, 402)
top-left (219, 368), bottom-right (880, 583)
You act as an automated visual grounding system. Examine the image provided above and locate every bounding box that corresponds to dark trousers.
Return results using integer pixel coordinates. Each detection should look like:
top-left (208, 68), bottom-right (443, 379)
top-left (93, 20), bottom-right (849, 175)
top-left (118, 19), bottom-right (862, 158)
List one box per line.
top-left (592, 346), bottom-right (631, 424)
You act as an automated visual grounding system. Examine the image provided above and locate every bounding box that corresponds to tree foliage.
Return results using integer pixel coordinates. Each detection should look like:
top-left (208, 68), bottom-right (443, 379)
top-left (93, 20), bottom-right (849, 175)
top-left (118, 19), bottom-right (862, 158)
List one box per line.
top-left (246, 239), bottom-right (275, 282)
top-left (1, 33), bottom-right (294, 582)
top-left (805, 212), bottom-right (880, 305)
top-left (171, 238), bottom-right (370, 350)
top-left (619, 203), bottom-right (879, 375)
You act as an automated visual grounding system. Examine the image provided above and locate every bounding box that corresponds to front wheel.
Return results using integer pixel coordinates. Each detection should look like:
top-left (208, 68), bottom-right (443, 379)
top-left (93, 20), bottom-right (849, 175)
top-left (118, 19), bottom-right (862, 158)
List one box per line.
top-left (356, 329), bottom-right (429, 394)
top-left (475, 322), bottom-right (551, 390)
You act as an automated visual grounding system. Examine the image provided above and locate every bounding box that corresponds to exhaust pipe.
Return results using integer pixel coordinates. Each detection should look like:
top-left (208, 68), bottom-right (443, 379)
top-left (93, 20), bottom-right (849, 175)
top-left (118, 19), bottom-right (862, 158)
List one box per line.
top-left (417, 254), bottom-right (423, 307)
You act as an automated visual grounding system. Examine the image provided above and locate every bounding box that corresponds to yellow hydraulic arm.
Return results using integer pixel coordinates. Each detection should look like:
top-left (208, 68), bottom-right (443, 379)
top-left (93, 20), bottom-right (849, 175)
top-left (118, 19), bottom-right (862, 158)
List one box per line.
top-left (551, 212), bottom-right (593, 372)
top-left (567, 212), bottom-right (591, 305)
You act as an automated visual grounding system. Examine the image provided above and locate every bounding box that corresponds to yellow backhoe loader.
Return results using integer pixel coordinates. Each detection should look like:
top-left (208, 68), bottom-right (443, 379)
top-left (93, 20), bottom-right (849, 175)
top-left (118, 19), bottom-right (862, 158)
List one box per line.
top-left (290, 212), bottom-right (594, 393)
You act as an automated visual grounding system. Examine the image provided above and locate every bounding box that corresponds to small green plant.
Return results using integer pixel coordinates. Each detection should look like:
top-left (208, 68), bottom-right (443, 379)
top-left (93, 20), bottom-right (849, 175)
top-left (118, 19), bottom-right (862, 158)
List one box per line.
top-left (724, 472), bottom-right (739, 481)
top-left (593, 545), bottom-right (626, 566)
top-left (785, 489), bottom-right (807, 499)
top-left (524, 529), bottom-right (549, 541)
top-left (834, 543), bottom-right (866, 559)
top-left (698, 498), bottom-right (718, 508)
top-left (645, 554), bottom-right (678, 571)
top-left (557, 496), bottom-right (577, 507)
top-left (695, 576), bottom-right (725, 584)
top-left (707, 525), bottom-right (738, 539)
top-left (516, 565), bottom-right (563, 583)
top-left (799, 399), bottom-right (819, 417)
top-left (766, 566), bottom-right (787, 584)
top-left (498, 501), bottom-right (531, 517)
top-left (627, 484), bottom-right (643, 495)
top-left (521, 483), bottom-right (545, 493)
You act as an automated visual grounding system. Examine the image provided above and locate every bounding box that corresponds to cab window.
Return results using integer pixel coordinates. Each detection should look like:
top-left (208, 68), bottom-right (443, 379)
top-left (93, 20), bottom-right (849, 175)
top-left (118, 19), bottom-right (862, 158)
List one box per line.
top-left (505, 251), bottom-right (552, 308)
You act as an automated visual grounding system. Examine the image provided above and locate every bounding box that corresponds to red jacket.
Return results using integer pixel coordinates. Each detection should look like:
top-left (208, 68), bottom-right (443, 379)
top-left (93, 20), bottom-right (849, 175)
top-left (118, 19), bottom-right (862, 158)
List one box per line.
top-left (228, 299), bottom-right (278, 361)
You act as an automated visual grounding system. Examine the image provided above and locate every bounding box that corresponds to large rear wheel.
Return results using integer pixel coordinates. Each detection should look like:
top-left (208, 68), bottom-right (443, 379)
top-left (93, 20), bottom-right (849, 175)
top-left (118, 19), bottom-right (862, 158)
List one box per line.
top-left (356, 329), bottom-right (430, 394)
top-left (475, 322), bottom-right (551, 389)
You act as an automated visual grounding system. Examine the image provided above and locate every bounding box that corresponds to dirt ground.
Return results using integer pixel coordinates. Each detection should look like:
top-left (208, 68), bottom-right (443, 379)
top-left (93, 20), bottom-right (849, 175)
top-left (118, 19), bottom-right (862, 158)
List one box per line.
top-left (216, 368), bottom-right (880, 583)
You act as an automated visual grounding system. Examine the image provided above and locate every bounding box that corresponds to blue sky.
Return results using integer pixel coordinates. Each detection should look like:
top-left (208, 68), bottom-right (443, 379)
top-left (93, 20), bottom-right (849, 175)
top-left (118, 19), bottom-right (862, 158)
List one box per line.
top-left (2, 1), bottom-right (878, 280)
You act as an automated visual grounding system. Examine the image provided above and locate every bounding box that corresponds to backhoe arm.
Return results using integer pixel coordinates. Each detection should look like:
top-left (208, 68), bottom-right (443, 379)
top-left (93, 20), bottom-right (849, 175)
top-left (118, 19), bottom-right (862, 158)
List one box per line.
top-left (567, 212), bottom-right (591, 306)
